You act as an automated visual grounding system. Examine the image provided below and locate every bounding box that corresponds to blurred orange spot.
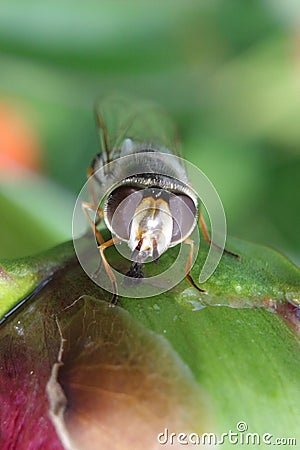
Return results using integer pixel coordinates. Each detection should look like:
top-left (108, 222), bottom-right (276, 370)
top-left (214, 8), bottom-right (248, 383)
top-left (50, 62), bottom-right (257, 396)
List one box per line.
top-left (0, 102), bottom-right (41, 177)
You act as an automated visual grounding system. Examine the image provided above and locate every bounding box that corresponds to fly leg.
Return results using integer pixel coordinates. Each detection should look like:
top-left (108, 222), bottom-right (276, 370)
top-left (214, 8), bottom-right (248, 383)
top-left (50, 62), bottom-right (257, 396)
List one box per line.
top-left (99, 237), bottom-right (121, 306)
top-left (199, 209), bottom-right (240, 259)
top-left (82, 197), bottom-right (120, 305)
top-left (82, 166), bottom-right (106, 277)
top-left (184, 237), bottom-right (206, 293)
top-left (81, 201), bottom-right (104, 245)
top-left (82, 165), bottom-right (105, 245)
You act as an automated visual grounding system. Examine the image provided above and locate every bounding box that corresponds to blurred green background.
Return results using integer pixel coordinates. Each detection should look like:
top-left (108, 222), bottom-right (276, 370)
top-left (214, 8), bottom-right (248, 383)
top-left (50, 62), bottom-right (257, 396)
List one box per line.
top-left (0, 0), bottom-right (299, 265)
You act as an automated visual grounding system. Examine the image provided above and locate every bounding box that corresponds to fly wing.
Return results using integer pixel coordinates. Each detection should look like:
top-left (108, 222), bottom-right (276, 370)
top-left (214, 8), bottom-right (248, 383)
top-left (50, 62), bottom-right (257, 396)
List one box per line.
top-left (94, 94), bottom-right (183, 163)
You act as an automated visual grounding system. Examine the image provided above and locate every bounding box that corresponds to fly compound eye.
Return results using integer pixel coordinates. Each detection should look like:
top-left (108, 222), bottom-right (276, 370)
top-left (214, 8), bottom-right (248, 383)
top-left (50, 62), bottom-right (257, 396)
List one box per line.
top-left (105, 186), bottom-right (143, 240)
top-left (169, 194), bottom-right (197, 244)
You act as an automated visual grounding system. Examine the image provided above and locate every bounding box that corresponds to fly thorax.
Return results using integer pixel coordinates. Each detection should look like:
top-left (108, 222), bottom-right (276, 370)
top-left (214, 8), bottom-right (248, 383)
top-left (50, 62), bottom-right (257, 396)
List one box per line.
top-left (128, 196), bottom-right (173, 262)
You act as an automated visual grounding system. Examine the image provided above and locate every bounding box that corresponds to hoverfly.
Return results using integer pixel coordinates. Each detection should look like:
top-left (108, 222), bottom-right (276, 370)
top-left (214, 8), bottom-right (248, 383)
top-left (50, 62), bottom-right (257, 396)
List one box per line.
top-left (82, 96), bottom-right (239, 305)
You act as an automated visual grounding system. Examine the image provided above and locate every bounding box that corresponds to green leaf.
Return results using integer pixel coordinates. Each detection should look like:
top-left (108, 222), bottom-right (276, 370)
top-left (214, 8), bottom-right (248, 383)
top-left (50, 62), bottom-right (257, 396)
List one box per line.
top-left (0, 241), bottom-right (74, 320)
top-left (189, 237), bottom-right (300, 309)
top-left (1, 237), bottom-right (300, 448)
top-left (1, 236), bottom-right (300, 322)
